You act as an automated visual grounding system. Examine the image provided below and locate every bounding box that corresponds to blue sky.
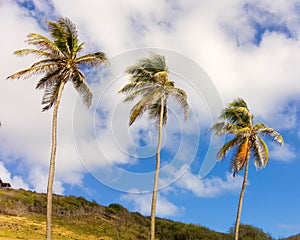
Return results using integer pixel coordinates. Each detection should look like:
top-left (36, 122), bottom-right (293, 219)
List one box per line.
top-left (0, 0), bottom-right (300, 238)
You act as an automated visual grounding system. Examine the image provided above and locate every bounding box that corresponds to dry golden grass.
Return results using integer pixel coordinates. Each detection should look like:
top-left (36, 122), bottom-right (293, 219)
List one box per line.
top-left (0, 214), bottom-right (112, 240)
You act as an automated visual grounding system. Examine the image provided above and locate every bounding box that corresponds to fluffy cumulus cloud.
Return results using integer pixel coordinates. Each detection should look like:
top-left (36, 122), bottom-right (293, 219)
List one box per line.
top-left (0, 0), bottom-right (299, 199)
top-left (269, 143), bottom-right (297, 162)
top-left (159, 164), bottom-right (243, 198)
top-left (175, 170), bottom-right (243, 198)
top-left (0, 161), bottom-right (28, 189)
top-left (120, 168), bottom-right (243, 217)
top-left (121, 191), bottom-right (181, 217)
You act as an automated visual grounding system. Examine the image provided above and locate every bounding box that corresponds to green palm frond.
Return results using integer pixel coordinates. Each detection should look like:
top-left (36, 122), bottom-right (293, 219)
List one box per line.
top-left (7, 63), bottom-right (57, 80)
top-left (13, 49), bottom-right (54, 59)
top-left (129, 88), bottom-right (163, 125)
top-left (125, 53), bottom-right (168, 84)
top-left (125, 65), bottom-right (156, 83)
top-left (31, 59), bottom-right (61, 68)
top-left (71, 69), bottom-right (93, 108)
top-left (169, 87), bottom-right (189, 120)
top-left (228, 97), bottom-right (248, 108)
top-left (118, 81), bottom-right (157, 95)
top-left (210, 121), bottom-right (238, 136)
top-left (220, 107), bottom-right (251, 126)
top-left (7, 17), bottom-right (107, 111)
top-left (211, 97), bottom-right (284, 176)
top-left (75, 52), bottom-right (108, 66)
top-left (122, 85), bottom-right (158, 103)
top-left (137, 53), bottom-right (167, 74)
top-left (217, 135), bottom-right (242, 160)
top-left (234, 127), bottom-right (251, 135)
top-left (41, 79), bottom-right (63, 111)
top-left (149, 100), bottom-right (168, 126)
top-left (57, 17), bottom-right (79, 56)
top-left (36, 68), bottom-right (64, 89)
top-left (219, 98), bottom-right (253, 126)
top-left (46, 20), bottom-right (70, 55)
top-left (253, 123), bottom-right (267, 131)
top-left (120, 52), bottom-right (189, 126)
top-left (26, 33), bottom-right (63, 57)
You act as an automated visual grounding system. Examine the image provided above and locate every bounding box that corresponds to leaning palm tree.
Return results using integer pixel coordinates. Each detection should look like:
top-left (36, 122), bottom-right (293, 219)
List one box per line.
top-left (119, 53), bottom-right (189, 240)
top-left (7, 17), bottom-right (108, 239)
top-left (210, 98), bottom-right (283, 240)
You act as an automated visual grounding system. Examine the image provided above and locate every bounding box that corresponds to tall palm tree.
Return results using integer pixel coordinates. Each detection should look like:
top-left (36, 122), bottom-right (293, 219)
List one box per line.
top-left (210, 98), bottom-right (284, 240)
top-left (7, 17), bottom-right (108, 239)
top-left (119, 53), bottom-right (189, 240)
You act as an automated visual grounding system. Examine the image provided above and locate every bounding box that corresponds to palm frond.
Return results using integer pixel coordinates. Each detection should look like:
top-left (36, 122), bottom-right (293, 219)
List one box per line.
top-left (46, 19), bottom-right (70, 56)
top-left (129, 88), bottom-right (163, 125)
top-left (76, 52), bottom-right (108, 67)
top-left (253, 123), bottom-right (267, 131)
top-left (219, 98), bottom-right (253, 126)
top-left (57, 17), bottom-right (78, 56)
top-left (210, 121), bottom-right (238, 136)
top-left (137, 53), bottom-right (167, 74)
top-left (26, 33), bottom-right (63, 56)
top-left (259, 128), bottom-right (284, 145)
top-left (71, 70), bottom-right (93, 108)
top-left (234, 127), bottom-right (251, 136)
top-left (36, 68), bottom-right (64, 89)
top-left (119, 81), bottom-right (157, 95)
top-left (13, 49), bottom-right (54, 59)
top-left (212, 98), bottom-right (284, 176)
top-left (217, 135), bottom-right (243, 160)
top-left (122, 85), bottom-right (159, 103)
top-left (125, 65), bottom-right (156, 83)
top-left (169, 87), bottom-right (189, 120)
top-left (228, 97), bottom-right (248, 109)
top-left (252, 136), bottom-right (269, 168)
top-left (220, 106), bottom-right (251, 125)
top-left (7, 64), bottom-right (57, 80)
top-left (149, 99), bottom-right (168, 126)
top-left (31, 59), bottom-right (61, 68)
top-left (41, 80), bottom-right (63, 111)
top-left (125, 53), bottom-right (167, 84)
top-left (231, 138), bottom-right (250, 175)
top-left (121, 52), bottom-right (188, 127)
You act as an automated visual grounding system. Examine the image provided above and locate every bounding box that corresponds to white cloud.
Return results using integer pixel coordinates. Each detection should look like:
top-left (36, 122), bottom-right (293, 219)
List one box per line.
top-left (1, 0), bottom-right (300, 196)
top-left (27, 167), bottom-right (64, 194)
top-left (171, 166), bottom-right (243, 198)
top-left (0, 161), bottom-right (29, 189)
top-left (269, 143), bottom-right (297, 162)
top-left (120, 167), bottom-right (243, 217)
top-left (121, 191), bottom-right (181, 217)
top-left (278, 223), bottom-right (300, 232)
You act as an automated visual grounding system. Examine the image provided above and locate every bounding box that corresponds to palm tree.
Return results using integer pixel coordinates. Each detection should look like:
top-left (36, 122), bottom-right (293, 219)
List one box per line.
top-left (210, 98), bottom-right (284, 240)
top-left (119, 53), bottom-right (189, 240)
top-left (7, 17), bottom-right (108, 239)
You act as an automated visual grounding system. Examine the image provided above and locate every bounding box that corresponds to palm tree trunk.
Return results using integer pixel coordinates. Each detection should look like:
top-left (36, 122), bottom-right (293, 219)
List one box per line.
top-left (150, 97), bottom-right (164, 240)
top-left (234, 157), bottom-right (250, 240)
top-left (46, 81), bottom-right (66, 240)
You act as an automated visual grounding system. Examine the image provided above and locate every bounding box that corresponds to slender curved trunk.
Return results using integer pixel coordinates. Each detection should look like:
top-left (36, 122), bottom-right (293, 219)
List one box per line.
top-left (234, 157), bottom-right (250, 240)
top-left (46, 81), bottom-right (66, 240)
top-left (150, 97), bottom-right (164, 240)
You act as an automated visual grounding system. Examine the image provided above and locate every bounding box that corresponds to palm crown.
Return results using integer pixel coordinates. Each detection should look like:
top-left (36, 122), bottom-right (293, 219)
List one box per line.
top-left (211, 98), bottom-right (284, 176)
top-left (7, 17), bottom-right (108, 111)
top-left (119, 53), bottom-right (189, 126)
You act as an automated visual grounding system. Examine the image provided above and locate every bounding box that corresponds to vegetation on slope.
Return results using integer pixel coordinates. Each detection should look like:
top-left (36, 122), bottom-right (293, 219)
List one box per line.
top-left (0, 188), bottom-right (296, 240)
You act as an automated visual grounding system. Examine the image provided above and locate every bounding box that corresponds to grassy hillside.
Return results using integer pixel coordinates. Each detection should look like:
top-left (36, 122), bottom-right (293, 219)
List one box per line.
top-left (0, 188), bottom-right (296, 240)
top-left (285, 234), bottom-right (300, 240)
